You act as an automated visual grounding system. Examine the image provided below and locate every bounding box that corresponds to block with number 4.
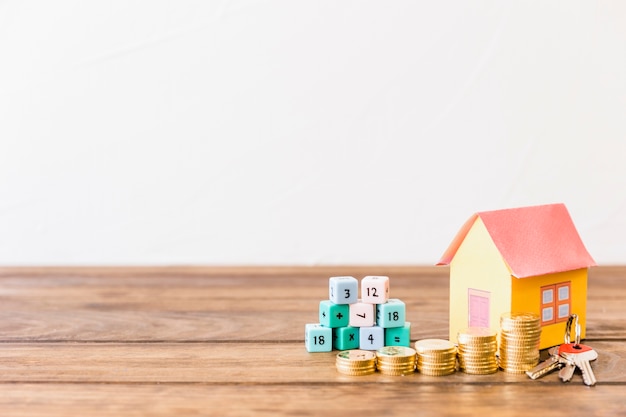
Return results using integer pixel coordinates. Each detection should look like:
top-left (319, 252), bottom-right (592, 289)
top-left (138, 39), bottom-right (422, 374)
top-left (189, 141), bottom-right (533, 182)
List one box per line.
top-left (349, 301), bottom-right (375, 327)
top-left (361, 275), bottom-right (389, 304)
top-left (304, 323), bottom-right (332, 352)
top-left (329, 276), bottom-right (358, 304)
top-left (359, 326), bottom-right (384, 350)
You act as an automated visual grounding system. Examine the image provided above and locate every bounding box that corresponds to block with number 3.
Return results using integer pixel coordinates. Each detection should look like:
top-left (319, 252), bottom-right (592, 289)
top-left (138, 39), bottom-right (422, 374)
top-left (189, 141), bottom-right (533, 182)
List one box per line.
top-left (361, 275), bottom-right (389, 304)
top-left (329, 276), bottom-right (358, 304)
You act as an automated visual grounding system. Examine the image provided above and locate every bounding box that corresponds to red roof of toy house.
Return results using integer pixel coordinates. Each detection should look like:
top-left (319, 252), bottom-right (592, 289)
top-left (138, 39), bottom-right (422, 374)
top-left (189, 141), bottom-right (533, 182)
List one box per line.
top-left (437, 203), bottom-right (596, 278)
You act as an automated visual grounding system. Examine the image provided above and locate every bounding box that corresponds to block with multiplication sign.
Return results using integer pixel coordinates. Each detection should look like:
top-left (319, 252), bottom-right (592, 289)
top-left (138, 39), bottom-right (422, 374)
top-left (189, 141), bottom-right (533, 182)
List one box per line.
top-left (361, 275), bottom-right (389, 304)
top-left (349, 301), bottom-right (375, 327)
top-left (329, 276), bottom-right (358, 304)
top-left (376, 298), bottom-right (406, 328)
top-left (333, 326), bottom-right (359, 350)
top-left (319, 300), bottom-right (349, 328)
top-left (304, 323), bottom-right (332, 352)
top-left (385, 322), bottom-right (411, 347)
top-left (359, 326), bottom-right (384, 350)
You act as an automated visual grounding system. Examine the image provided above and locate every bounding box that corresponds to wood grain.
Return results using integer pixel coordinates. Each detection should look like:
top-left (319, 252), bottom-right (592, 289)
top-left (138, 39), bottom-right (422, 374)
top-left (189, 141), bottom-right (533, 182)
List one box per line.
top-left (0, 266), bottom-right (623, 416)
top-left (0, 341), bottom-right (623, 383)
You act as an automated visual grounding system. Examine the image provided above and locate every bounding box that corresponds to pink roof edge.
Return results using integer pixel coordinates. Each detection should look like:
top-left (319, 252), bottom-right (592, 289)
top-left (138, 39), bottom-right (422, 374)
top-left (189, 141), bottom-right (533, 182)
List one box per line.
top-left (437, 203), bottom-right (596, 278)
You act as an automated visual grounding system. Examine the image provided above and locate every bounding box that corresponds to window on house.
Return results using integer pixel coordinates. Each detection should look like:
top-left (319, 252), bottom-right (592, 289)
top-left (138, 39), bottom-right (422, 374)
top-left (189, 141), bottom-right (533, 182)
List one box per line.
top-left (540, 282), bottom-right (571, 326)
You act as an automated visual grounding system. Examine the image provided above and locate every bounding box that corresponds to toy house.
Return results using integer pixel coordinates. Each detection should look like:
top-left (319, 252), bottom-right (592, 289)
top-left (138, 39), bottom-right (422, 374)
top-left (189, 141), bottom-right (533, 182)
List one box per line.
top-left (437, 203), bottom-right (595, 350)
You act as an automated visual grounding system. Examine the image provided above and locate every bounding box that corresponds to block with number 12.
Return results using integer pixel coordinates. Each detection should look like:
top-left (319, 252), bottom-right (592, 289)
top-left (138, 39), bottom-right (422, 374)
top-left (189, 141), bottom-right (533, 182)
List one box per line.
top-left (361, 275), bottom-right (389, 304)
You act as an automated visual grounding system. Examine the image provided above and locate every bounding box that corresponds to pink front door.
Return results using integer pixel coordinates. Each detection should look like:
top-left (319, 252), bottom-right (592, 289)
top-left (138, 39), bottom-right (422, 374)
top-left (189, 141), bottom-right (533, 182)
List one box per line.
top-left (468, 289), bottom-right (490, 327)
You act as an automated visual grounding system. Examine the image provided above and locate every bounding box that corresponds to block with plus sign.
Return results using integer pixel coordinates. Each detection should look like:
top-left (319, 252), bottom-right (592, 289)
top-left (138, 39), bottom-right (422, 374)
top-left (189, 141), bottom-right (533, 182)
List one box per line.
top-left (333, 326), bottom-right (359, 350)
top-left (329, 276), bottom-right (358, 304)
top-left (359, 326), bottom-right (384, 350)
top-left (361, 275), bottom-right (389, 304)
top-left (304, 323), bottom-right (332, 352)
top-left (376, 298), bottom-right (406, 328)
top-left (385, 322), bottom-right (411, 347)
top-left (349, 300), bottom-right (375, 327)
top-left (319, 300), bottom-right (349, 328)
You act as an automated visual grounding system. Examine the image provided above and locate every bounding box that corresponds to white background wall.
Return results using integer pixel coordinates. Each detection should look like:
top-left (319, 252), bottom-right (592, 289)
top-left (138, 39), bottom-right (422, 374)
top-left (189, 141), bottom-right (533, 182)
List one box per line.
top-left (1, 1), bottom-right (625, 265)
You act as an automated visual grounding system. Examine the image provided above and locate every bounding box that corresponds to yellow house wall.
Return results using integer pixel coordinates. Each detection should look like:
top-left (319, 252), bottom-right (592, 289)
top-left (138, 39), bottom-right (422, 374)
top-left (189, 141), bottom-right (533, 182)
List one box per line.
top-left (449, 218), bottom-right (512, 343)
top-left (510, 268), bottom-right (588, 349)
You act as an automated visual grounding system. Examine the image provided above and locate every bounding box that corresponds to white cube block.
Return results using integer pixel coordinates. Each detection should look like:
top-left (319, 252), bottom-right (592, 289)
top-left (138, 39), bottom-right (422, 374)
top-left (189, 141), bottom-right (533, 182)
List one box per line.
top-left (329, 276), bottom-right (358, 304)
top-left (349, 301), bottom-right (375, 327)
top-left (359, 326), bottom-right (385, 350)
top-left (361, 276), bottom-right (390, 304)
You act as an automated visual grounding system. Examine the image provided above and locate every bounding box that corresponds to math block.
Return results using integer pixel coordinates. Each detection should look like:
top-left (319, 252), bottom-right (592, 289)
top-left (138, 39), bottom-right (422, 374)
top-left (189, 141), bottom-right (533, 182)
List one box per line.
top-left (319, 300), bottom-right (349, 328)
top-left (349, 301), bottom-right (375, 327)
top-left (385, 322), bottom-right (411, 347)
top-left (329, 276), bottom-right (358, 304)
top-left (359, 326), bottom-right (385, 350)
top-left (305, 323), bottom-right (332, 352)
top-left (361, 276), bottom-right (389, 304)
top-left (333, 326), bottom-right (359, 351)
top-left (376, 299), bottom-right (406, 328)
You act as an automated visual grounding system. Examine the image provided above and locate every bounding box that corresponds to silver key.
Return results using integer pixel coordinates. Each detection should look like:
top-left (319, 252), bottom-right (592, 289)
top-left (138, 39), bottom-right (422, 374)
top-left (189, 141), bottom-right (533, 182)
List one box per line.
top-left (558, 356), bottom-right (576, 382)
top-left (560, 344), bottom-right (598, 386)
top-left (526, 346), bottom-right (562, 380)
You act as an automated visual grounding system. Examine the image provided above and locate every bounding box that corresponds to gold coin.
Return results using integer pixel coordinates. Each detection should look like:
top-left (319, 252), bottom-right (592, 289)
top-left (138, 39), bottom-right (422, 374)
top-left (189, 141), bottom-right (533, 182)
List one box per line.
top-left (457, 327), bottom-right (497, 340)
top-left (417, 355), bottom-right (457, 364)
top-left (459, 345), bottom-right (496, 352)
top-left (418, 362), bottom-right (457, 369)
top-left (500, 312), bottom-right (540, 322)
top-left (377, 364), bottom-right (416, 376)
top-left (418, 356), bottom-right (457, 363)
top-left (458, 345), bottom-right (498, 353)
top-left (419, 368), bottom-right (456, 376)
top-left (462, 367), bottom-right (498, 375)
top-left (376, 346), bottom-right (416, 358)
top-left (414, 339), bottom-right (456, 353)
top-left (336, 350), bottom-right (377, 362)
top-left (336, 367), bottom-right (376, 376)
top-left (458, 352), bottom-right (497, 359)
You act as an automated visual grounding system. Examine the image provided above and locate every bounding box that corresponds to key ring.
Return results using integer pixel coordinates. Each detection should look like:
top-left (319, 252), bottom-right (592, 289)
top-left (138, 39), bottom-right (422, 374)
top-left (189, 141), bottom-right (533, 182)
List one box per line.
top-left (564, 314), bottom-right (581, 347)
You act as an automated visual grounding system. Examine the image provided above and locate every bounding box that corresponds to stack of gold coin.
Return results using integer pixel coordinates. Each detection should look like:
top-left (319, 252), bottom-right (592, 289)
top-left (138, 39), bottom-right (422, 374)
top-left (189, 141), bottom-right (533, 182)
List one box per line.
top-left (457, 327), bottom-right (498, 374)
top-left (414, 339), bottom-right (457, 376)
top-left (498, 312), bottom-right (541, 373)
top-left (375, 346), bottom-right (416, 376)
top-left (335, 350), bottom-right (377, 376)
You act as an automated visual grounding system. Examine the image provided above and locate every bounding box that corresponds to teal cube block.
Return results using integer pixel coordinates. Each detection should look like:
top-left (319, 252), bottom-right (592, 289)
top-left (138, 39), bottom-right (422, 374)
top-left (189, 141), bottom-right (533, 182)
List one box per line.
top-left (305, 323), bottom-right (332, 352)
top-left (319, 300), bottom-right (349, 328)
top-left (359, 326), bottom-right (384, 350)
top-left (333, 326), bottom-right (359, 350)
top-left (376, 298), bottom-right (406, 328)
top-left (385, 322), bottom-right (411, 347)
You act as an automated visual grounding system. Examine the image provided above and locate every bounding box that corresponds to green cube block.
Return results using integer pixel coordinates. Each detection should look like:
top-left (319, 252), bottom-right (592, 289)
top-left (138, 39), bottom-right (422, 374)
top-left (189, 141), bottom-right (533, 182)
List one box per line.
top-left (385, 322), bottom-right (411, 347)
top-left (376, 298), bottom-right (406, 328)
top-left (319, 300), bottom-right (349, 328)
top-left (333, 326), bottom-right (359, 350)
top-left (305, 323), bottom-right (332, 352)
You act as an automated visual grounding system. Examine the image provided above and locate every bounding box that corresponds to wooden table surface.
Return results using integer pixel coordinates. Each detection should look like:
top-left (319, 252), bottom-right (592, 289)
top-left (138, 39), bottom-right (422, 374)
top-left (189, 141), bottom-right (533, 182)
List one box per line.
top-left (0, 266), bottom-right (624, 416)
